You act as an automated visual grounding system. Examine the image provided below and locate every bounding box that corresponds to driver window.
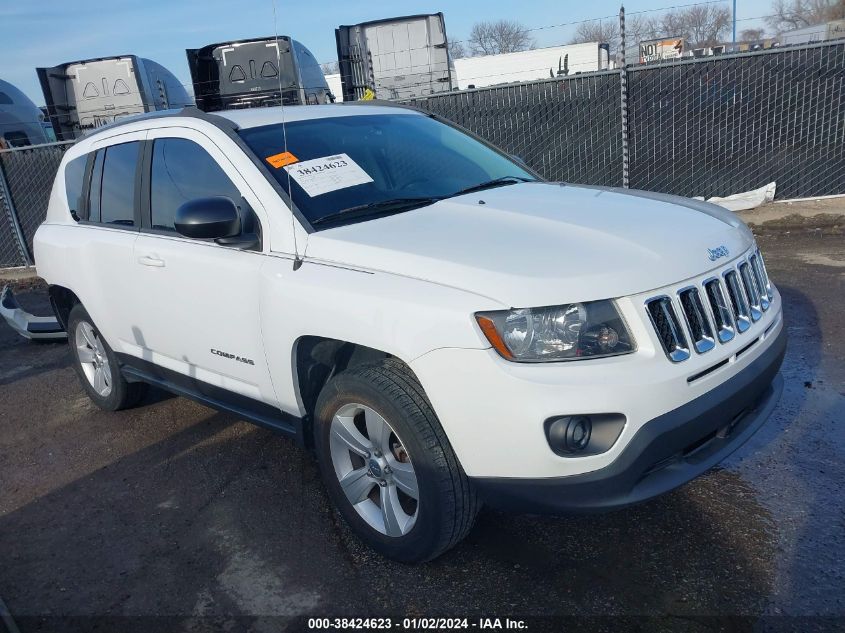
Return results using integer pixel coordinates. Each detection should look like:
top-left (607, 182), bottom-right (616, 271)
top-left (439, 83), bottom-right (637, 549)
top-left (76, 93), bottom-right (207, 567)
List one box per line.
top-left (149, 138), bottom-right (255, 234)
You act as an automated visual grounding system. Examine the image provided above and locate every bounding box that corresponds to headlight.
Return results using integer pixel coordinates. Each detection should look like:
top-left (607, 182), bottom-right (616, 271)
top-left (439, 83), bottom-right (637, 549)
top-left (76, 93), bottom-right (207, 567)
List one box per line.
top-left (476, 300), bottom-right (635, 362)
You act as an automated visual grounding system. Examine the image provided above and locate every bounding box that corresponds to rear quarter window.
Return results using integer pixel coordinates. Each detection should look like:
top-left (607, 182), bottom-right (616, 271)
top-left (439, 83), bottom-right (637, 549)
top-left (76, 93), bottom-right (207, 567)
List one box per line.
top-left (64, 155), bottom-right (88, 220)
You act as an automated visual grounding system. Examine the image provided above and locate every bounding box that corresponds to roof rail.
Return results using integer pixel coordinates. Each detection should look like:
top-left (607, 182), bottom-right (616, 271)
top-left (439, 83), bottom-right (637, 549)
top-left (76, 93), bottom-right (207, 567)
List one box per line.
top-left (81, 106), bottom-right (239, 139)
top-left (338, 99), bottom-right (429, 116)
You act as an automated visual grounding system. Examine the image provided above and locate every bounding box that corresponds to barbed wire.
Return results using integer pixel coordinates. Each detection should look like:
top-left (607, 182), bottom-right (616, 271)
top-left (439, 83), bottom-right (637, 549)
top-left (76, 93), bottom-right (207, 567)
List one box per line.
top-left (316, 0), bottom-right (733, 66)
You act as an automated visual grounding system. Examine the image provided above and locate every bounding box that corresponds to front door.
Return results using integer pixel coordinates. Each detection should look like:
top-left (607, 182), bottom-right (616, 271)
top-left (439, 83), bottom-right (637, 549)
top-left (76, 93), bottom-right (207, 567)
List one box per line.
top-left (129, 127), bottom-right (274, 404)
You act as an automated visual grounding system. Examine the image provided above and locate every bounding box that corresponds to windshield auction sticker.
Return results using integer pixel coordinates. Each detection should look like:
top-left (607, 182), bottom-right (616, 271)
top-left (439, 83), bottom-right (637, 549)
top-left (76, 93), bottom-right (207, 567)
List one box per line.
top-left (266, 151), bottom-right (299, 168)
top-left (283, 153), bottom-right (373, 197)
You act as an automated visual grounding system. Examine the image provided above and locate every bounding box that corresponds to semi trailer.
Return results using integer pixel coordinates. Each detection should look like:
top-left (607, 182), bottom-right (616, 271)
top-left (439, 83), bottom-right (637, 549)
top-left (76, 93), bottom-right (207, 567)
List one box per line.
top-left (37, 56), bottom-right (190, 141)
top-left (187, 36), bottom-right (331, 111)
top-left (335, 13), bottom-right (454, 101)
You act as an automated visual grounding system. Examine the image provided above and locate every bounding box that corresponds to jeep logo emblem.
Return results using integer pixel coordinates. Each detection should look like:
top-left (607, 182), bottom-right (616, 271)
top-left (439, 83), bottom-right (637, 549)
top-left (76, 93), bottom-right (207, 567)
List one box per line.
top-left (707, 245), bottom-right (729, 261)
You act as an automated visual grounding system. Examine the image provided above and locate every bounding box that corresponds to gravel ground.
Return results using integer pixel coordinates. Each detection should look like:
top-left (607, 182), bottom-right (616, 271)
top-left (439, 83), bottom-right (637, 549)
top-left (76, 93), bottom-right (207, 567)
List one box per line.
top-left (0, 218), bottom-right (842, 632)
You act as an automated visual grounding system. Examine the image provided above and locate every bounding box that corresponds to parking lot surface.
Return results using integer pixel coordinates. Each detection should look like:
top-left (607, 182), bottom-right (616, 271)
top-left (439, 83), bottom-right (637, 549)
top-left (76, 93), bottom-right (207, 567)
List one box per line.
top-left (0, 216), bottom-right (843, 631)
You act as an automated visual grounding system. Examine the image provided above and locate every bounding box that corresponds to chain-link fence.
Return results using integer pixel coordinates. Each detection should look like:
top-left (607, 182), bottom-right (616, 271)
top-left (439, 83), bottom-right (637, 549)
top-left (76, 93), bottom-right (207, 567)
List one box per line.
top-left (0, 142), bottom-right (73, 268)
top-left (0, 165), bottom-right (29, 268)
top-left (406, 39), bottom-right (845, 201)
top-left (627, 41), bottom-right (845, 199)
top-left (404, 70), bottom-right (624, 187)
top-left (0, 41), bottom-right (843, 270)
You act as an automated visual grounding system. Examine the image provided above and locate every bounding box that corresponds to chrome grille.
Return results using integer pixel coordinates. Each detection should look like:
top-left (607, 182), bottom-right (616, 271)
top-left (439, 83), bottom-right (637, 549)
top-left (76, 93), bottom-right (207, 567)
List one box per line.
top-left (645, 249), bottom-right (775, 362)
top-left (724, 270), bottom-right (752, 333)
top-left (645, 297), bottom-right (690, 363)
top-left (703, 278), bottom-right (736, 343)
top-left (749, 252), bottom-right (772, 309)
top-left (738, 262), bottom-right (763, 321)
top-left (678, 288), bottom-right (715, 354)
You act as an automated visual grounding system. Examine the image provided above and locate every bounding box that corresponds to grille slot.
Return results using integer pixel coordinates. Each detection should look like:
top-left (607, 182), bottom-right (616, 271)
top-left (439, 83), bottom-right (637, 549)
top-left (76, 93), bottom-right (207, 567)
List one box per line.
top-left (738, 262), bottom-right (763, 321)
top-left (646, 297), bottom-right (690, 362)
top-left (723, 270), bottom-right (752, 333)
top-left (703, 278), bottom-right (736, 343)
top-left (687, 358), bottom-right (729, 383)
top-left (678, 287), bottom-right (715, 354)
top-left (755, 249), bottom-right (773, 301)
top-left (749, 253), bottom-right (771, 310)
top-left (735, 337), bottom-right (759, 359)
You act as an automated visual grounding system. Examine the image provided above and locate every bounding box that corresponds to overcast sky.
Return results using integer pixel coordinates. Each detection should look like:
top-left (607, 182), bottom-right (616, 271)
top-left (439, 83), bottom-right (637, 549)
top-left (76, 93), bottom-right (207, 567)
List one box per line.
top-left (2, 0), bottom-right (772, 106)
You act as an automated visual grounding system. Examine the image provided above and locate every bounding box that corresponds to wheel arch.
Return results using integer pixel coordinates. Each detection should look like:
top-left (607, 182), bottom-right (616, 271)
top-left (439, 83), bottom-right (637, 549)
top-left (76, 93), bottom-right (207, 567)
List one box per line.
top-left (48, 285), bottom-right (82, 330)
top-left (292, 336), bottom-right (423, 445)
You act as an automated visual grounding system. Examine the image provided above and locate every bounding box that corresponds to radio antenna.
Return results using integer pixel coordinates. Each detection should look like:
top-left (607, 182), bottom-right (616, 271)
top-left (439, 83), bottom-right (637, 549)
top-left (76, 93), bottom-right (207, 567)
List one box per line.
top-left (272, 0), bottom-right (303, 270)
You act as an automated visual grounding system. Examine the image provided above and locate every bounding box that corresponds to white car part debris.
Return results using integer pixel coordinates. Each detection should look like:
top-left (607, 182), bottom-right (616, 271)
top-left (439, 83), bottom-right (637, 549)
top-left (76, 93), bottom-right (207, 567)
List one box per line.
top-left (0, 285), bottom-right (67, 340)
top-left (694, 182), bottom-right (776, 211)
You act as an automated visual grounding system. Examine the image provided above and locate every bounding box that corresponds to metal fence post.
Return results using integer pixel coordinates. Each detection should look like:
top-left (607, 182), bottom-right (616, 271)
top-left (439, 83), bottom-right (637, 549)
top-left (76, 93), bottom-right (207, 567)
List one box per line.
top-left (0, 155), bottom-right (32, 267)
top-left (619, 5), bottom-right (630, 189)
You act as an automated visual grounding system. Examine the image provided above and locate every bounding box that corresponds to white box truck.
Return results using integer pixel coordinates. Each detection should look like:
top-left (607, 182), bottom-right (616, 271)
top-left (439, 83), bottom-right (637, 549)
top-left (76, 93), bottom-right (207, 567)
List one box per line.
top-left (453, 42), bottom-right (612, 90)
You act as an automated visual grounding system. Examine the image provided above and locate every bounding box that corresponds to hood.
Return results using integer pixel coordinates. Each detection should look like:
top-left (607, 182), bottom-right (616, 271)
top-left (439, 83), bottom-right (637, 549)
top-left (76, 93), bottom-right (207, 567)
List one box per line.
top-left (304, 183), bottom-right (754, 308)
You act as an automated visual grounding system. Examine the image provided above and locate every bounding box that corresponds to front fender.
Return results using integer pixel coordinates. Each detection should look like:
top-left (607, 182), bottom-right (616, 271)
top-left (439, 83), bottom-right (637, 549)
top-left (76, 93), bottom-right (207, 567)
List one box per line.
top-left (258, 255), bottom-right (501, 415)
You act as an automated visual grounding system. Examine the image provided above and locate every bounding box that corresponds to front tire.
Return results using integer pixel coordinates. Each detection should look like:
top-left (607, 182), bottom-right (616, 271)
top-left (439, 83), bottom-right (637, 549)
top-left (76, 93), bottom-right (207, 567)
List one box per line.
top-left (314, 359), bottom-right (479, 563)
top-left (68, 304), bottom-right (146, 411)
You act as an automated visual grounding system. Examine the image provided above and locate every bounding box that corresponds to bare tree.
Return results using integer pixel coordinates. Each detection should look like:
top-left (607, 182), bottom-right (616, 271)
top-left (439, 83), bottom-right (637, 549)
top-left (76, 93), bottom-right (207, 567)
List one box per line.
top-left (570, 19), bottom-right (621, 50)
top-left (651, 4), bottom-right (732, 48)
top-left (625, 15), bottom-right (658, 46)
top-left (765, 0), bottom-right (845, 32)
top-left (740, 28), bottom-right (766, 41)
top-left (468, 20), bottom-right (536, 55)
top-left (569, 15), bottom-right (654, 52)
top-left (320, 61), bottom-right (339, 75)
top-left (448, 38), bottom-right (467, 59)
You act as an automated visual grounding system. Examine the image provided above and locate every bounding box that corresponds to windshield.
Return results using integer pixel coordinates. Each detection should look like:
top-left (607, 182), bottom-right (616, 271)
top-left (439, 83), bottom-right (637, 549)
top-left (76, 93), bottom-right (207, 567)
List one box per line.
top-left (238, 113), bottom-right (536, 227)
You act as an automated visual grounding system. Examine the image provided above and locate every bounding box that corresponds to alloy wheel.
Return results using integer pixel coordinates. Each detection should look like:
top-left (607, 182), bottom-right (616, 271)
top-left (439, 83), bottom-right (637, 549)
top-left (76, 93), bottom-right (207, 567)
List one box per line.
top-left (75, 321), bottom-right (112, 397)
top-left (329, 403), bottom-right (419, 537)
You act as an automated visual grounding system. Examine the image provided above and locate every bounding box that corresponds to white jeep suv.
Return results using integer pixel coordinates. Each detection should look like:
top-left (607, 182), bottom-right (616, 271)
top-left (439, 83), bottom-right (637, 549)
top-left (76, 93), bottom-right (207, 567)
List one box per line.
top-left (35, 104), bottom-right (785, 562)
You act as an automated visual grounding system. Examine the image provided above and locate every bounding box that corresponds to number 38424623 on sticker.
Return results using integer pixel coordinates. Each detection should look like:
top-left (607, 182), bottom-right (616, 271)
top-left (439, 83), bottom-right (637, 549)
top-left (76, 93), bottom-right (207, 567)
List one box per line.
top-left (283, 153), bottom-right (373, 197)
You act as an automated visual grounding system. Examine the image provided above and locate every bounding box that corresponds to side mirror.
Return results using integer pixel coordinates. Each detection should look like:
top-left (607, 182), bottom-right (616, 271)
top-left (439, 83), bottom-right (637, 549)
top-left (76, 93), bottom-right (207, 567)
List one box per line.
top-left (174, 197), bottom-right (241, 240)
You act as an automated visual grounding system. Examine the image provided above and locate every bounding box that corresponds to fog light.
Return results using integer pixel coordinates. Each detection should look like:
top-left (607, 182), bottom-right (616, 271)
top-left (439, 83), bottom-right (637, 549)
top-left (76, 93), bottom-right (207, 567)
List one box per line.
top-left (547, 416), bottom-right (592, 454)
top-left (544, 413), bottom-right (626, 457)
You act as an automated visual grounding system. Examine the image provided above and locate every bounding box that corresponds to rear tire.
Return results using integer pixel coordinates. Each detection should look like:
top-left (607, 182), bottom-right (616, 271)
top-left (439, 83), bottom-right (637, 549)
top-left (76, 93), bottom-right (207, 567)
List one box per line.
top-left (68, 304), bottom-right (147, 411)
top-left (314, 358), bottom-right (479, 563)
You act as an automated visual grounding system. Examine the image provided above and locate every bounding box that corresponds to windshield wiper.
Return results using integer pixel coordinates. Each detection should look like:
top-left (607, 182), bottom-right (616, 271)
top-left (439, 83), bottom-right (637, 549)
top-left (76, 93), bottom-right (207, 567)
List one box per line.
top-left (445, 176), bottom-right (535, 198)
top-left (312, 197), bottom-right (442, 226)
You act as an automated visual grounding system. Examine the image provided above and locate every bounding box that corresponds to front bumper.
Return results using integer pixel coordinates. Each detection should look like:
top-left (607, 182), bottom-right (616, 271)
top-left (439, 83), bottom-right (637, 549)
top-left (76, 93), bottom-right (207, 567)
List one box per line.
top-left (470, 325), bottom-right (785, 513)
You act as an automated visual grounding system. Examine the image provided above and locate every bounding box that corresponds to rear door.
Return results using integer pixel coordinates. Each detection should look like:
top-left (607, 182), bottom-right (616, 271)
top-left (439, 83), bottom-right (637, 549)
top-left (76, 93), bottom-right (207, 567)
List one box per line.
top-left (70, 131), bottom-right (146, 351)
top-left (130, 127), bottom-right (275, 404)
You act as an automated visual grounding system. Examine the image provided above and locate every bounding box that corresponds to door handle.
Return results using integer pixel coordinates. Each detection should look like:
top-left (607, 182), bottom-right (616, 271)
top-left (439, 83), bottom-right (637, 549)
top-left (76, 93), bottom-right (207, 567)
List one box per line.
top-left (137, 255), bottom-right (165, 268)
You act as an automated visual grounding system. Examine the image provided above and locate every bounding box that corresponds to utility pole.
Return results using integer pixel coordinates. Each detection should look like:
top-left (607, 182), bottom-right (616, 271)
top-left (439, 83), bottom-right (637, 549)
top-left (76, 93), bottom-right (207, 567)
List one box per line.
top-left (732, 0), bottom-right (737, 45)
top-left (619, 5), bottom-right (629, 189)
